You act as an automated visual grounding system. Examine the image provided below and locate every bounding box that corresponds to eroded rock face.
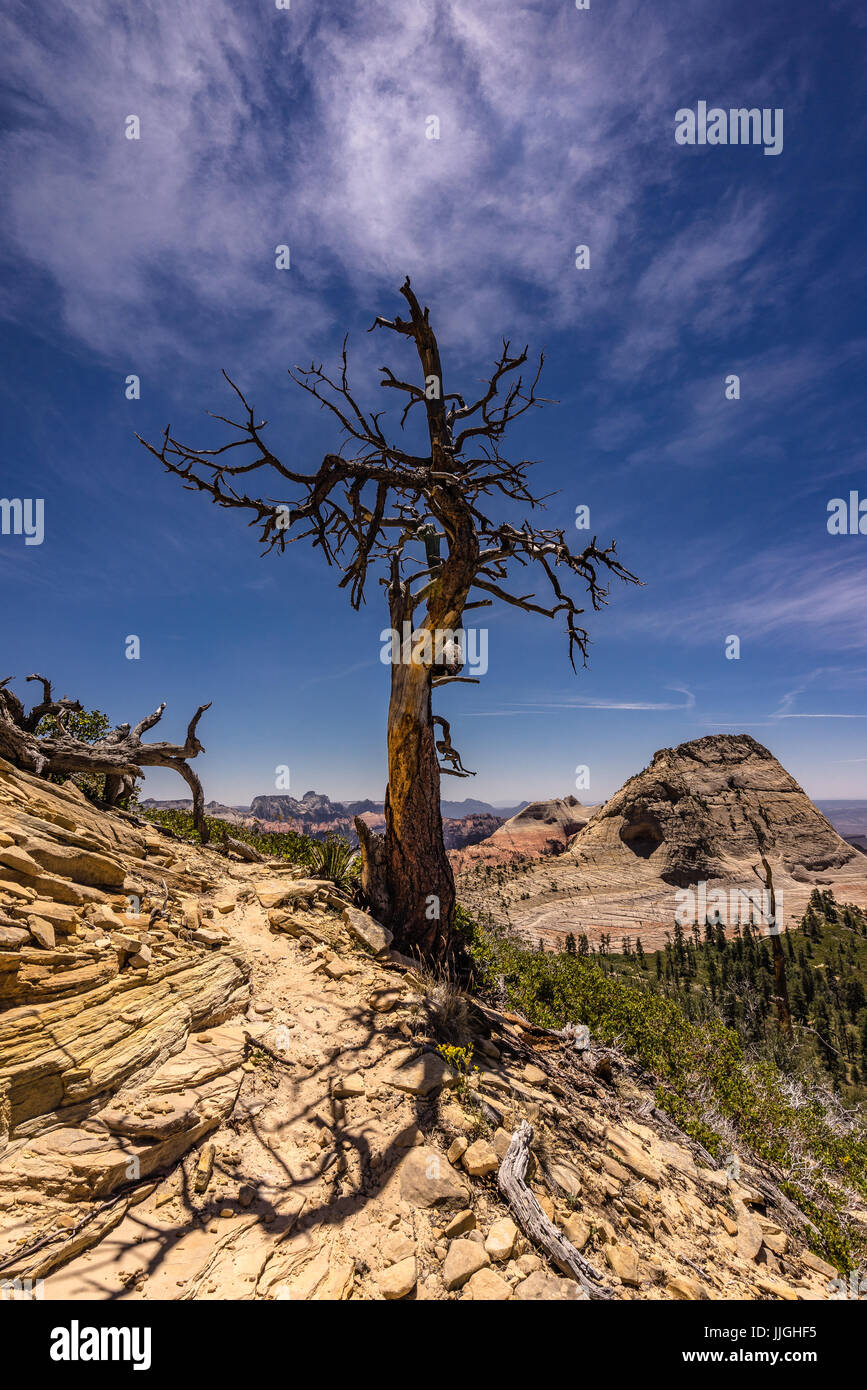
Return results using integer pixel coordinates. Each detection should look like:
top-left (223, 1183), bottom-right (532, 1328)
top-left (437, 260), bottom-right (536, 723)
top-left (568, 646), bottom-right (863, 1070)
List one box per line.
top-left (583, 735), bottom-right (857, 886)
top-left (0, 951), bottom-right (249, 1135)
top-left (451, 796), bottom-right (601, 872)
top-left (5, 1025), bottom-right (246, 1201)
top-left (457, 735), bottom-right (867, 948)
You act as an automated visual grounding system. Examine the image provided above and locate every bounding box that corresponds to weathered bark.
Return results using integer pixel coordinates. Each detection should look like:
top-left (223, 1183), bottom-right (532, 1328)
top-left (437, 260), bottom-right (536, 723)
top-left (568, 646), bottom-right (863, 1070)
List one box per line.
top-left (498, 1120), bottom-right (613, 1300)
top-left (363, 284), bottom-right (480, 956)
top-left (381, 659), bottom-right (455, 956)
top-left (0, 675), bottom-right (213, 843)
top-left (354, 816), bottom-right (392, 924)
top-left (355, 585), bottom-right (458, 956)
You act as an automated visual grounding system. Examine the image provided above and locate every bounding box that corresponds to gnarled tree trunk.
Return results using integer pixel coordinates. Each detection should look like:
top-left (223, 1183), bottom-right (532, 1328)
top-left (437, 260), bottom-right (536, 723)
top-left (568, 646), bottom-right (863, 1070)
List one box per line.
top-left (354, 289), bottom-right (481, 959)
top-left (356, 566), bottom-right (462, 958)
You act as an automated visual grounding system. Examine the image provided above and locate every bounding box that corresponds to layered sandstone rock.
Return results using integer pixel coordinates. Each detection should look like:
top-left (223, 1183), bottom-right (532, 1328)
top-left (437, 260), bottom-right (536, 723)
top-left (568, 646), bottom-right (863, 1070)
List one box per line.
top-left (0, 755), bottom-right (251, 1272)
top-left (581, 734), bottom-right (857, 886)
top-left (457, 735), bottom-right (867, 949)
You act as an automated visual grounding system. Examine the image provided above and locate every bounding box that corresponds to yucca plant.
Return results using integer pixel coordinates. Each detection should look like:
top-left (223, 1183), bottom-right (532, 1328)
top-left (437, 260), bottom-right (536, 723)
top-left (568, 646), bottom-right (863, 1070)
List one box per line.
top-left (309, 836), bottom-right (360, 892)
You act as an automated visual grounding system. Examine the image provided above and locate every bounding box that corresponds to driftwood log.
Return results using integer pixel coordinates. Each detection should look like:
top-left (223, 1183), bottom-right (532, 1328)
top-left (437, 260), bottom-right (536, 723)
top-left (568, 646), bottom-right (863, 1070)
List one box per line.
top-left (0, 674), bottom-right (212, 843)
top-left (498, 1120), bottom-right (613, 1300)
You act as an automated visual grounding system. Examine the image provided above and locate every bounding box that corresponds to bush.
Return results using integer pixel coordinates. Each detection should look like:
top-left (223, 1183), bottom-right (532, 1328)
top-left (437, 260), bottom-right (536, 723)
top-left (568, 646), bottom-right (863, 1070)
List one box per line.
top-left (308, 836), bottom-right (360, 891)
top-left (36, 707), bottom-right (139, 807)
top-left (142, 807), bottom-right (320, 866)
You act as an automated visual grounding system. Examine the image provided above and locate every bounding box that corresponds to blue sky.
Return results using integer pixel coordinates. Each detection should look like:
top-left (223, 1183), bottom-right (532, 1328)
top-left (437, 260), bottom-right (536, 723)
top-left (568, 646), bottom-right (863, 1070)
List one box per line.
top-left (1, 0), bottom-right (866, 807)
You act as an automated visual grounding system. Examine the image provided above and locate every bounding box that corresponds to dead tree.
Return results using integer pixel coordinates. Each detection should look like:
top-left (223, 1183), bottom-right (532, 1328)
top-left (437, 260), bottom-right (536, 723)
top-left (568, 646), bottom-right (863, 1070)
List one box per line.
top-left (139, 277), bottom-right (637, 957)
top-left (0, 674), bottom-right (212, 842)
top-left (749, 817), bottom-right (793, 1037)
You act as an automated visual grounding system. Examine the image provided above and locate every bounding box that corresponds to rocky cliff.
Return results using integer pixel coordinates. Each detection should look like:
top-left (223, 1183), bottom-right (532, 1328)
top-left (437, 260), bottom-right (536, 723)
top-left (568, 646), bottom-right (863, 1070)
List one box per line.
top-left (442, 813), bottom-right (505, 850)
top-left (587, 734), bottom-right (857, 885)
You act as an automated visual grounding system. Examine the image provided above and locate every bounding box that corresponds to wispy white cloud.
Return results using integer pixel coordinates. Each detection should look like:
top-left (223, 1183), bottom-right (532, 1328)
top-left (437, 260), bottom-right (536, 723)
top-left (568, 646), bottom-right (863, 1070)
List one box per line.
top-left (464, 684), bottom-right (695, 715)
top-left (621, 547), bottom-right (867, 651)
top-left (608, 197), bottom-right (772, 377)
top-left (0, 0), bottom-right (801, 378)
top-left (772, 664), bottom-right (867, 720)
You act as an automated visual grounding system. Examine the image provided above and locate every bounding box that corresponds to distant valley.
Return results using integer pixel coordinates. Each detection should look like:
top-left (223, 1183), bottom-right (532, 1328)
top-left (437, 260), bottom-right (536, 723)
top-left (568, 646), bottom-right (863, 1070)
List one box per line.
top-left (140, 791), bottom-right (529, 850)
top-left (140, 787), bottom-right (867, 866)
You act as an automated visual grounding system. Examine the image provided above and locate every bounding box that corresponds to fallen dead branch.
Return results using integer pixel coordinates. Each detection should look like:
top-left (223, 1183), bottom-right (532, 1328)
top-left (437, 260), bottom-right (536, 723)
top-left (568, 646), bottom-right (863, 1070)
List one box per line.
top-left (498, 1119), bottom-right (613, 1300)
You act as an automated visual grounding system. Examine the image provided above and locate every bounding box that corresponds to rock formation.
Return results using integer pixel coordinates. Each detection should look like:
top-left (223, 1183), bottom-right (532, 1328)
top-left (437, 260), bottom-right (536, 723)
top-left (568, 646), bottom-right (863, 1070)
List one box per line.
top-left (442, 813), bottom-right (505, 850)
top-left (594, 734), bottom-right (857, 885)
top-left (451, 796), bottom-right (600, 872)
top-left (457, 735), bottom-right (867, 949)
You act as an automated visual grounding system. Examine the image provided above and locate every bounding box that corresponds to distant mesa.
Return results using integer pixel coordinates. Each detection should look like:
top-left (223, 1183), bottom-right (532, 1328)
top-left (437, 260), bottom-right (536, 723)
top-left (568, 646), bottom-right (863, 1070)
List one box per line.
top-left (141, 790), bottom-right (524, 850)
top-left (450, 795), bottom-right (600, 871)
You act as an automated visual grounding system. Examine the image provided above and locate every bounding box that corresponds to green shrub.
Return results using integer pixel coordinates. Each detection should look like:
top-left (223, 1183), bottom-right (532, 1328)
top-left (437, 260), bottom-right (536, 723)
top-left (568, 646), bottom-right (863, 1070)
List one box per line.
top-left (308, 835), bottom-right (360, 891)
top-left (36, 707), bottom-right (138, 807)
top-left (142, 807), bottom-right (319, 866)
